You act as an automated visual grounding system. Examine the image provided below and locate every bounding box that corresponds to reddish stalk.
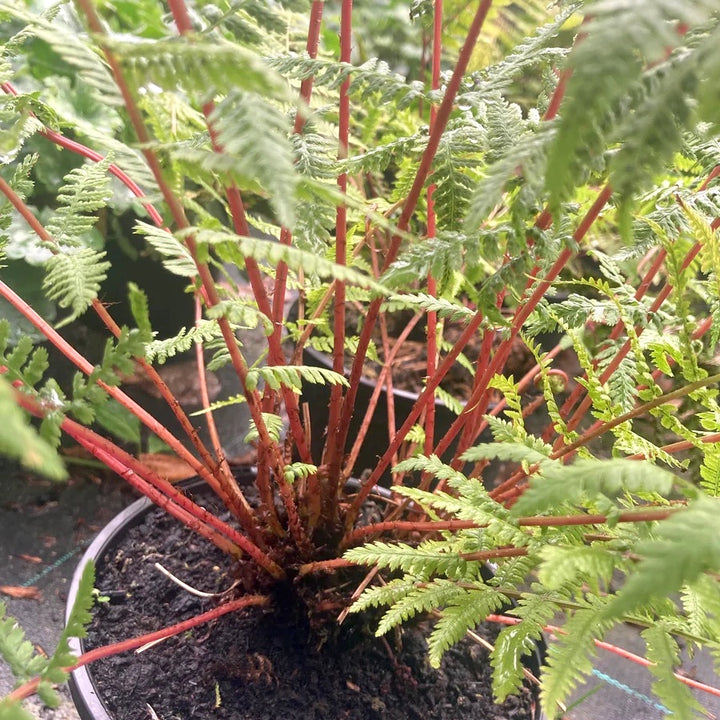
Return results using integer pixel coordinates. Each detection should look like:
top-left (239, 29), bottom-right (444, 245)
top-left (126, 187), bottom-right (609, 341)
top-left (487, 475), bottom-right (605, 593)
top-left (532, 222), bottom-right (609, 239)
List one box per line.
top-left (74, 0), bottom-right (305, 545)
top-left (167, 0), bottom-right (312, 467)
top-left (424, 0), bottom-right (443, 457)
top-left (5, 595), bottom-right (270, 706)
top-left (333, 0), bottom-right (497, 483)
top-left (324, 0), bottom-right (353, 505)
top-left (436, 185), bottom-right (612, 468)
top-left (344, 312), bottom-right (423, 477)
top-left (343, 310), bottom-right (487, 533)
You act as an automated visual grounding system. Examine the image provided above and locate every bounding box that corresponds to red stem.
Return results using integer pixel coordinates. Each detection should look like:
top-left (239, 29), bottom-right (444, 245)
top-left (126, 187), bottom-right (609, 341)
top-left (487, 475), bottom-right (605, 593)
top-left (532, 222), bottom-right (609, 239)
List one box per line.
top-left (434, 185), bottom-right (612, 467)
top-left (166, 0), bottom-right (312, 469)
top-left (74, 0), bottom-right (304, 545)
top-left (333, 0), bottom-right (497, 486)
top-left (424, 0), bottom-right (443, 456)
top-left (343, 310), bottom-right (486, 533)
top-left (6, 595), bottom-right (271, 706)
top-left (325, 0), bottom-right (353, 506)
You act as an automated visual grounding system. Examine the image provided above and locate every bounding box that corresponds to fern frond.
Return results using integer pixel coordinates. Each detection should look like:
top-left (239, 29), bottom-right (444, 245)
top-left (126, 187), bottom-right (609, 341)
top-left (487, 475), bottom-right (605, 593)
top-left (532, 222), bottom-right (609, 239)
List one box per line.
top-left (37, 562), bottom-right (96, 706)
top-left (246, 365), bottom-right (348, 393)
top-left (45, 158), bottom-right (112, 246)
top-left (491, 589), bottom-right (558, 701)
top-left (135, 222), bottom-right (197, 277)
top-left (243, 412), bottom-right (284, 444)
top-left (43, 249), bottom-right (110, 327)
top-left (700, 444), bottom-right (720, 497)
top-left (393, 454), bottom-right (467, 487)
top-left (461, 440), bottom-right (553, 468)
top-left (381, 292), bottom-right (473, 322)
top-left (145, 320), bottom-right (222, 365)
top-left (608, 497), bottom-right (720, 618)
top-left (427, 584), bottom-right (507, 668)
top-left (205, 90), bottom-right (296, 227)
top-left (541, 605), bottom-right (616, 715)
top-left (344, 539), bottom-right (480, 579)
top-left (510, 458), bottom-right (677, 518)
top-left (642, 625), bottom-right (704, 720)
top-left (106, 36), bottom-right (286, 99)
top-left (282, 462), bottom-right (318, 484)
top-left (377, 580), bottom-right (469, 639)
top-left (537, 545), bottom-right (622, 595)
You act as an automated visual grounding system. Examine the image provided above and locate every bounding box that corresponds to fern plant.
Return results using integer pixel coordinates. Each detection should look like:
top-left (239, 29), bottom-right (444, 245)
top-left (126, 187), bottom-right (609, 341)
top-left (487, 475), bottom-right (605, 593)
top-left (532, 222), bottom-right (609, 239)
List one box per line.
top-left (3, 0), bottom-right (720, 718)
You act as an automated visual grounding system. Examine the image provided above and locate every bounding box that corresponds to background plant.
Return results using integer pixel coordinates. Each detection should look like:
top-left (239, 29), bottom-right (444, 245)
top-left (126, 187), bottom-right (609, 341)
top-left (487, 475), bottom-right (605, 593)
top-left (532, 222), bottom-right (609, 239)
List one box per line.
top-left (2, 1), bottom-right (720, 719)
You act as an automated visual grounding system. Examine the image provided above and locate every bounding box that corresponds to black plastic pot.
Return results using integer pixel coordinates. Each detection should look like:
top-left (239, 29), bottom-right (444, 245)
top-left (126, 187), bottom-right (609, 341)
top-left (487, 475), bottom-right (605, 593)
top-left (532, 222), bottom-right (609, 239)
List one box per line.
top-left (66, 479), bottom-right (546, 720)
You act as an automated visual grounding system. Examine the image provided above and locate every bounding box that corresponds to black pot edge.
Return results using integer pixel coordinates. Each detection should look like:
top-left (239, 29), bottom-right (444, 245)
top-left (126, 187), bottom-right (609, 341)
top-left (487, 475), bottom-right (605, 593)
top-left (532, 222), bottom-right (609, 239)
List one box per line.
top-left (66, 491), bottom-right (155, 720)
top-left (65, 480), bottom-right (547, 720)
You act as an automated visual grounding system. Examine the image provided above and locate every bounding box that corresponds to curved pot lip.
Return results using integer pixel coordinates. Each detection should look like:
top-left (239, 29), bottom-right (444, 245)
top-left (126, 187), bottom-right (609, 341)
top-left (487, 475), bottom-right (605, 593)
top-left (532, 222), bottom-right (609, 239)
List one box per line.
top-left (66, 491), bottom-right (155, 720)
top-left (65, 479), bottom-right (546, 720)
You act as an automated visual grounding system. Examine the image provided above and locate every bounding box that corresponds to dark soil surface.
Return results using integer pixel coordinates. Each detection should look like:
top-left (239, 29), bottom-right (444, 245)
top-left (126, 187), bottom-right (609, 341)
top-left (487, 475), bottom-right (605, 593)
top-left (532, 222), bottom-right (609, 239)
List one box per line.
top-left (84, 486), bottom-right (538, 720)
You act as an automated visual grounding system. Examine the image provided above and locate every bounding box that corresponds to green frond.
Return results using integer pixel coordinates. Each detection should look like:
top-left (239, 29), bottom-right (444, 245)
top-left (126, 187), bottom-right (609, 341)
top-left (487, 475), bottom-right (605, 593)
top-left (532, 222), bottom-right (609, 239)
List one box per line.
top-left (344, 539), bottom-right (480, 580)
top-left (461, 440), bottom-right (553, 468)
top-left (45, 158), bottom-right (113, 247)
top-left (206, 301), bottom-right (273, 335)
top-left (434, 386), bottom-right (463, 416)
top-left (205, 90), bottom-right (297, 227)
top-left (608, 497), bottom-right (720, 618)
top-left (377, 580), bottom-right (469, 639)
top-left (0, 375), bottom-right (65, 480)
top-left (107, 36), bottom-right (286, 100)
top-left (537, 545), bottom-right (622, 595)
top-left (181, 227), bottom-right (386, 293)
top-left (469, 4), bottom-right (578, 96)
top-left (244, 412), bottom-right (284, 444)
top-left (642, 625), bottom-right (704, 720)
top-left (541, 605), bottom-right (616, 716)
top-left (511, 458), bottom-right (677, 518)
top-left (43, 249), bottom-right (110, 327)
top-left (427, 585), bottom-right (507, 668)
top-left (348, 578), bottom-right (419, 616)
top-left (465, 123), bottom-right (553, 232)
top-left (700, 444), bottom-right (720, 497)
top-left (0, 602), bottom-right (47, 684)
top-left (127, 283), bottom-right (152, 336)
top-left (381, 292), bottom-right (473, 323)
top-left (393, 454), bottom-right (468, 487)
top-left (145, 321), bottom-right (222, 365)
top-left (38, 562), bottom-right (96, 705)
top-left (282, 462), bottom-right (318, 485)
top-left (491, 590), bottom-right (558, 701)
top-left (135, 222), bottom-right (197, 278)
top-left (246, 365), bottom-right (349, 393)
